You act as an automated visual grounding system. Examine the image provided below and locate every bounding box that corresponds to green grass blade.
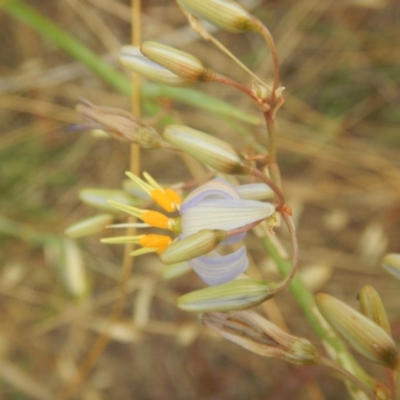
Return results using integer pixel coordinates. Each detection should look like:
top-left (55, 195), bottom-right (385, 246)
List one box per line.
top-left (3, 0), bottom-right (261, 125)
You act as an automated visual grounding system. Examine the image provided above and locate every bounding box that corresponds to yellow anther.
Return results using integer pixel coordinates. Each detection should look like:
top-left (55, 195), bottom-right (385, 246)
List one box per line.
top-left (139, 234), bottom-right (172, 253)
top-left (141, 210), bottom-right (171, 229)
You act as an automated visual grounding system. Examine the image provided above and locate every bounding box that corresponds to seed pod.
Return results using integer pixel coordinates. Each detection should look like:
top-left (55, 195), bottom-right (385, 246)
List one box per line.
top-left (177, 0), bottom-right (261, 33)
top-left (141, 41), bottom-right (215, 82)
top-left (160, 229), bottom-right (227, 265)
top-left (64, 214), bottom-right (114, 239)
top-left (178, 279), bottom-right (279, 312)
top-left (202, 311), bottom-right (321, 364)
top-left (79, 188), bottom-right (138, 213)
top-left (317, 293), bottom-right (399, 369)
top-left (75, 100), bottom-right (163, 148)
top-left (163, 125), bottom-right (250, 174)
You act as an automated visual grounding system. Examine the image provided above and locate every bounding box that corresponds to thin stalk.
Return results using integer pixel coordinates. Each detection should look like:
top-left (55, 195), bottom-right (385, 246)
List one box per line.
top-left (258, 24), bottom-right (280, 104)
top-left (184, 11), bottom-right (270, 88)
top-left (251, 167), bottom-right (285, 210)
top-left (213, 75), bottom-right (269, 109)
top-left (274, 212), bottom-right (298, 294)
top-left (321, 358), bottom-right (378, 400)
top-left (58, 1), bottom-right (142, 398)
top-left (264, 111), bottom-right (282, 189)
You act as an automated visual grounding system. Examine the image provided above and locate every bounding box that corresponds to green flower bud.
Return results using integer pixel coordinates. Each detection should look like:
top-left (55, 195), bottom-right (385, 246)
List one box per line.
top-left (163, 125), bottom-right (250, 174)
top-left (202, 311), bottom-right (321, 364)
top-left (160, 262), bottom-right (192, 280)
top-left (177, 0), bottom-right (261, 33)
top-left (45, 238), bottom-right (89, 300)
top-left (119, 45), bottom-right (191, 86)
top-left (381, 253), bottom-right (400, 281)
top-left (160, 229), bottom-right (227, 265)
top-left (141, 41), bottom-right (215, 82)
top-left (358, 285), bottom-right (391, 335)
top-left (235, 183), bottom-right (274, 201)
top-left (317, 293), bottom-right (399, 369)
top-left (64, 214), bottom-right (114, 239)
top-left (178, 279), bottom-right (278, 312)
top-left (79, 188), bottom-right (138, 213)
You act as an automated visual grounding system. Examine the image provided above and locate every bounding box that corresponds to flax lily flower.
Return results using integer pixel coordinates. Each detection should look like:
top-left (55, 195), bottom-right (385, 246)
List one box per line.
top-left (102, 174), bottom-right (275, 285)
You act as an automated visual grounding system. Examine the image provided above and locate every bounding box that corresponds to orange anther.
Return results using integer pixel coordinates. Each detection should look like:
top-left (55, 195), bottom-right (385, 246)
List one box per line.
top-left (165, 188), bottom-right (182, 208)
top-left (139, 234), bottom-right (172, 253)
top-left (151, 189), bottom-right (177, 212)
top-left (141, 210), bottom-right (171, 229)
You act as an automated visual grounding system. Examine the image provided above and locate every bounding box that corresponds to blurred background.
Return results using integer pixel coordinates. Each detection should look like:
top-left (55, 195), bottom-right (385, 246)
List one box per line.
top-left (1, 0), bottom-right (399, 399)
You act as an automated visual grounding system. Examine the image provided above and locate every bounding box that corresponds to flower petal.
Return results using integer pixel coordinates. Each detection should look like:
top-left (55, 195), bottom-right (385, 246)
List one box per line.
top-left (180, 178), bottom-right (240, 213)
top-left (188, 246), bottom-right (248, 285)
top-left (181, 198), bottom-right (275, 236)
top-left (236, 183), bottom-right (274, 201)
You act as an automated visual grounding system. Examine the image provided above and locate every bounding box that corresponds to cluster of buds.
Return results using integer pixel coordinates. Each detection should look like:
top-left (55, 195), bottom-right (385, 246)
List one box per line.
top-left (69, 1), bottom-right (399, 397)
top-left (317, 292), bottom-right (398, 370)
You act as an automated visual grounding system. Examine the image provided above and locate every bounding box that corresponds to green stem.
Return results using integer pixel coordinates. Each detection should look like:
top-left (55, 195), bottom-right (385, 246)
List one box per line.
top-left (262, 234), bottom-right (382, 398)
top-left (3, 0), bottom-right (130, 96)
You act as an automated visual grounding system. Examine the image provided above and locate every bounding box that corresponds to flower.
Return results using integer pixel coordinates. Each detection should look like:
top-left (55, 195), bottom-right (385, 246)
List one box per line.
top-left (102, 173), bottom-right (275, 285)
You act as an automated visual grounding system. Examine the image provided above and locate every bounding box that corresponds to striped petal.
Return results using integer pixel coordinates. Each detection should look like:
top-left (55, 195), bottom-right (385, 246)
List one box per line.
top-left (181, 178), bottom-right (274, 236)
top-left (188, 246), bottom-right (248, 285)
top-left (181, 178), bottom-right (240, 212)
top-left (181, 198), bottom-right (274, 236)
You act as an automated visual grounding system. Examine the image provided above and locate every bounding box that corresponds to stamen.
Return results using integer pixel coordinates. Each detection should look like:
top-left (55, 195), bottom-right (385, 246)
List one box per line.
top-left (141, 210), bottom-right (171, 229)
top-left (107, 222), bottom-right (150, 228)
top-left (139, 234), bottom-right (172, 253)
top-left (151, 189), bottom-right (179, 212)
top-left (165, 188), bottom-right (182, 209)
top-left (130, 247), bottom-right (158, 257)
top-left (126, 171), bottom-right (153, 196)
top-left (101, 235), bottom-right (143, 244)
top-left (143, 171), bottom-right (163, 191)
top-left (126, 171), bottom-right (182, 212)
top-left (107, 200), bottom-right (144, 219)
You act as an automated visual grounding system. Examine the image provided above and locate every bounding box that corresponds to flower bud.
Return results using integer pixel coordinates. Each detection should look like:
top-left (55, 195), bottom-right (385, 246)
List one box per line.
top-left (160, 229), bottom-right (227, 265)
top-left (202, 311), bottom-right (321, 364)
top-left (358, 285), bottom-right (391, 335)
top-left (64, 214), bottom-right (114, 239)
top-left (79, 188), bottom-right (138, 213)
top-left (235, 183), bottom-right (274, 201)
top-left (76, 100), bottom-right (163, 148)
top-left (141, 41), bottom-right (215, 82)
top-left (119, 45), bottom-right (191, 86)
top-left (45, 238), bottom-right (89, 300)
top-left (178, 279), bottom-right (278, 312)
top-left (160, 262), bottom-right (192, 280)
top-left (163, 125), bottom-right (250, 174)
top-left (177, 0), bottom-right (261, 33)
top-left (316, 293), bottom-right (399, 369)
top-left (381, 253), bottom-right (400, 281)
